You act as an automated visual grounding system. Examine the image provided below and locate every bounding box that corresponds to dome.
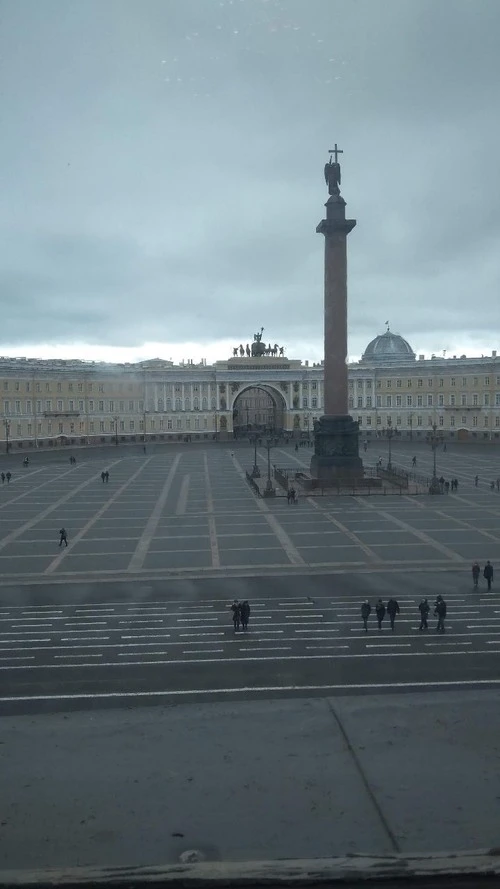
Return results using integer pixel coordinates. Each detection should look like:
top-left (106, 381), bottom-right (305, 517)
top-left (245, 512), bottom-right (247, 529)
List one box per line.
top-left (361, 329), bottom-right (416, 364)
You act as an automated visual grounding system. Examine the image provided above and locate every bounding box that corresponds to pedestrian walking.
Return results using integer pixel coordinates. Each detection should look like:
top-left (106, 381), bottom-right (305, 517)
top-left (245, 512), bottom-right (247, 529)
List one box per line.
top-left (101, 471), bottom-right (105, 483)
top-left (443, 443), bottom-right (447, 452)
top-left (491, 481), bottom-right (496, 491)
top-left (375, 598), bottom-right (386, 630)
top-left (361, 600), bottom-right (371, 632)
top-left (418, 598), bottom-right (430, 631)
top-left (454, 478), bottom-right (459, 491)
top-left (444, 480), bottom-right (450, 494)
top-left (231, 599), bottom-right (240, 632)
top-left (484, 560), bottom-right (494, 591)
top-left (1, 472), bottom-right (4, 483)
top-left (105, 470), bottom-right (109, 483)
top-left (474, 475), bottom-right (479, 487)
top-left (496, 478), bottom-right (500, 492)
top-left (434, 595), bottom-right (446, 633)
top-left (240, 600), bottom-right (250, 631)
top-left (6, 471), bottom-right (11, 483)
top-left (387, 598), bottom-right (400, 631)
top-left (58, 527), bottom-right (68, 547)
top-left (472, 561), bottom-right (481, 589)
top-left (412, 456), bottom-right (417, 467)
top-left (289, 486), bottom-right (296, 504)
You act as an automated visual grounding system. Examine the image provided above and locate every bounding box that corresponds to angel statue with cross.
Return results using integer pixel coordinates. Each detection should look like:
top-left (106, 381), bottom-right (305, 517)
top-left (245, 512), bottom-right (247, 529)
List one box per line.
top-left (324, 143), bottom-right (343, 196)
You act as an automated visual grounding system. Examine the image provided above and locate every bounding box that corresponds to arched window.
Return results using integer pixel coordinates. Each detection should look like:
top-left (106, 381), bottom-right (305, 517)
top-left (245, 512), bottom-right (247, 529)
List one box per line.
top-left (184, 397), bottom-right (191, 411)
top-left (202, 397), bottom-right (208, 410)
top-left (157, 399), bottom-right (163, 412)
top-left (193, 397), bottom-right (199, 410)
top-left (211, 397), bottom-right (216, 409)
top-left (166, 398), bottom-right (172, 411)
top-left (175, 398), bottom-right (182, 411)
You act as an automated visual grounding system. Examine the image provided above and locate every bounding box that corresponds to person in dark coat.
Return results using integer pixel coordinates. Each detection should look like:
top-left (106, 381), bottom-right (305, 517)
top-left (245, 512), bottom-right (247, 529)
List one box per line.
top-left (375, 599), bottom-right (386, 630)
top-left (1, 472), bottom-right (4, 483)
top-left (361, 600), bottom-right (371, 632)
top-left (386, 598), bottom-right (400, 631)
top-left (418, 598), bottom-right (430, 631)
top-left (101, 471), bottom-right (106, 483)
top-left (58, 527), bottom-right (68, 547)
top-left (240, 601), bottom-right (250, 631)
top-left (6, 471), bottom-right (11, 483)
top-left (484, 561), bottom-right (494, 591)
top-left (434, 595), bottom-right (446, 633)
top-left (472, 561), bottom-right (481, 589)
top-left (231, 600), bottom-right (240, 632)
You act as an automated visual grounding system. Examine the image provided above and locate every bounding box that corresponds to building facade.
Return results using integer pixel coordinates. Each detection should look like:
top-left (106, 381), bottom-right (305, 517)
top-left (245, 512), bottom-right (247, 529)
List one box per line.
top-left (1, 332), bottom-right (499, 450)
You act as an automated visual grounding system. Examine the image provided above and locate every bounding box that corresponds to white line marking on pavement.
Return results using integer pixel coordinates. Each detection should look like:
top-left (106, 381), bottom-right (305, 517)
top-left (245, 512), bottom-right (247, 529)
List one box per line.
top-left (176, 474), bottom-right (190, 516)
top-left (2, 649), bottom-right (500, 670)
top-left (54, 653), bottom-right (103, 659)
top-left (45, 458), bottom-right (154, 574)
top-left (307, 498), bottom-right (383, 562)
top-left (366, 643), bottom-right (411, 649)
top-left (0, 459), bottom-right (123, 553)
top-left (0, 655), bottom-right (35, 662)
top-left (128, 453), bottom-right (182, 571)
top-left (203, 453), bottom-right (220, 569)
top-left (231, 452), bottom-right (306, 566)
top-left (6, 677), bottom-right (500, 703)
top-left (306, 645), bottom-right (349, 650)
top-left (360, 504), bottom-right (464, 561)
top-left (0, 466), bottom-right (78, 512)
top-left (239, 647), bottom-right (292, 652)
top-left (185, 649), bottom-right (224, 655)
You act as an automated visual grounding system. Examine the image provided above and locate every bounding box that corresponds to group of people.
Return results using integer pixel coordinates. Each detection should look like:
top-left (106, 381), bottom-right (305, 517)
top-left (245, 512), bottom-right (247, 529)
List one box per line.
top-left (231, 599), bottom-right (251, 632)
top-left (286, 487), bottom-right (298, 504)
top-left (361, 598), bottom-right (400, 632)
top-left (100, 470), bottom-right (110, 483)
top-left (472, 560), bottom-right (494, 590)
top-left (436, 476), bottom-right (459, 493)
top-left (361, 596), bottom-right (447, 633)
top-left (0, 472), bottom-right (11, 483)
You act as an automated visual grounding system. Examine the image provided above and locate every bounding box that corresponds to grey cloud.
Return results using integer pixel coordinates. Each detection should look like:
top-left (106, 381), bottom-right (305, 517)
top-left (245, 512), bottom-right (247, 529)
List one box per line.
top-left (1, 0), bottom-right (499, 359)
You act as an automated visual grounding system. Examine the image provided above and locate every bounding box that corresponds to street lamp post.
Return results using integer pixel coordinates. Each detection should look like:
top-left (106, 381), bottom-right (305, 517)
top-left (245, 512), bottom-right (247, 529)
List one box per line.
top-left (427, 422), bottom-right (443, 494)
top-left (386, 418), bottom-right (394, 470)
top-left (112, 416), bottom-right (119, 446)
top-left (4, 418), bottom-right (10, 454)
top-left (408, 412), bottom-right (414, 441)
top-left (250, 433), bottom-right (260, 478)
top-left (263, 437), bottom-right (276, 497)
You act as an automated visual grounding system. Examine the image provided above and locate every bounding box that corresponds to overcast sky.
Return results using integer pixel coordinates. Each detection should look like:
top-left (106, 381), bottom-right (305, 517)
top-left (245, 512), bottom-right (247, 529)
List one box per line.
top-left (1, 0), bottom-right (499, 365)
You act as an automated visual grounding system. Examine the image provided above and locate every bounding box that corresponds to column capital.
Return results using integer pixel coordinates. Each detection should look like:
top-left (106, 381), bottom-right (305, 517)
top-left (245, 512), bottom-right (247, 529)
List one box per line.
top-left (316, 218), bottom-right (356, 236)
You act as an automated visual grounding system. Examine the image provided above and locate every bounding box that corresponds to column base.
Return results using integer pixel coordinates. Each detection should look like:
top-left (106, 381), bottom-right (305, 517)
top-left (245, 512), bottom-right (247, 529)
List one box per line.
top-left (310, 415), bottom-right (363, 482)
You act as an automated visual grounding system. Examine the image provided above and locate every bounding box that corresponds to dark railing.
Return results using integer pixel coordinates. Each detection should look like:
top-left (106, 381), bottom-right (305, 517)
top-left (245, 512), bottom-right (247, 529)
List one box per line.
top-left (245, 471), bottom-right (261, 497)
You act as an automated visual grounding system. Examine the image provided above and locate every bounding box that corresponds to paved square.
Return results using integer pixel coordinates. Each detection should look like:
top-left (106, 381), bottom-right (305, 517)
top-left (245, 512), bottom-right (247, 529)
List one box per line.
top-left (0, 440), bottom-right (500, 709)
top-left (0, 441), bottom-right (498, 579)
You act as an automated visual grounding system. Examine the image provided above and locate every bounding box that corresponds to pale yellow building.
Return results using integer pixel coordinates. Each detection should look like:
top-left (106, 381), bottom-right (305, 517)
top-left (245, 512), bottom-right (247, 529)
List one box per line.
top-left (1, 331), bottom-right (499, 451)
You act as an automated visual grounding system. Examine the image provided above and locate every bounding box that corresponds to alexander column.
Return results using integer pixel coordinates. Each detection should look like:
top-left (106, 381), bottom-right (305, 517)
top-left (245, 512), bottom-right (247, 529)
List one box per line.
top-left (310, 145), bottom-right (363, 482)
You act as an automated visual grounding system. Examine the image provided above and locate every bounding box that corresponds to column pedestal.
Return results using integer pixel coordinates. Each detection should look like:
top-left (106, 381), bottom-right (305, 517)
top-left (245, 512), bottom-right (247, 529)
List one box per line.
top-left (310, 415), bottom-right (363, 482)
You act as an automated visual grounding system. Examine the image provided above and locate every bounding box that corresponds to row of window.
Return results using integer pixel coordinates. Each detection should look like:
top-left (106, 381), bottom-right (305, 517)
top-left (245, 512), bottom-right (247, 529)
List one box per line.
top-left (350, 375), bottom-right (500, 389)
top-left (4, 416), bottom-right (215, 438)
top-left (349, 393), bottom-right (500, 409)
top-left (2, 399), bottom-right (144, 414)
top-left (1, 380), bottom-right (140, 394)
top-left (356, 415), bottom-right (500, 428)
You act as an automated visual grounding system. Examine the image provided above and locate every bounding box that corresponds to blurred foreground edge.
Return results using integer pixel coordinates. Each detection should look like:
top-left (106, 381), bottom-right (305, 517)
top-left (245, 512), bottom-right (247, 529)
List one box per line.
top-left (1, 851), bottom-right (500, 889)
